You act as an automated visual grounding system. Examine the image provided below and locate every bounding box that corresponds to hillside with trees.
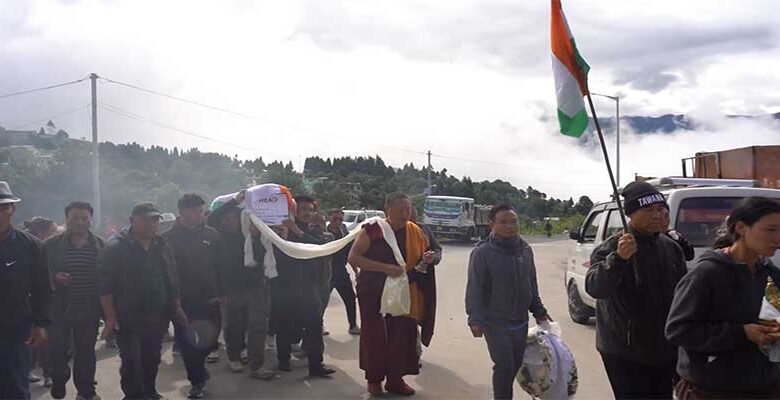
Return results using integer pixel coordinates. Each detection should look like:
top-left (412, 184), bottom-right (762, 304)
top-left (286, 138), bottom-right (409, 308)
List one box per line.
top-left (0, 128), bottom-right (593, 235)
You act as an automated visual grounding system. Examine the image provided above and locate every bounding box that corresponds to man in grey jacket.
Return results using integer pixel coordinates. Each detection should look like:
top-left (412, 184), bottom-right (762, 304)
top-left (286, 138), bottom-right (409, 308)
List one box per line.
top-left (466, 204), bottom-right (551, 400)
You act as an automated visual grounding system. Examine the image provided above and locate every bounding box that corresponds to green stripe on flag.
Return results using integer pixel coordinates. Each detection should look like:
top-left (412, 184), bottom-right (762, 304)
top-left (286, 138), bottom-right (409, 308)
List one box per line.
top-left (571, 39), bottom-right (590, 76)
top-left (557, 109), bottom-right (589, 138)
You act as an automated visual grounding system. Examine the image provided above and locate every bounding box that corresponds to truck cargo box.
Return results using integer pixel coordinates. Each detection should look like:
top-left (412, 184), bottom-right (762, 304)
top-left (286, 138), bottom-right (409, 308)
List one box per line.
top-left (686, 145), bottom-right (780, 189)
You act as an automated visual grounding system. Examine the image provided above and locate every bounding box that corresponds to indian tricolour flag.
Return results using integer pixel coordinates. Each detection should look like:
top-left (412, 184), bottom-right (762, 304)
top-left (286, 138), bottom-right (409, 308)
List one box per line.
top-left (551, 0), bottom-right (590, 138)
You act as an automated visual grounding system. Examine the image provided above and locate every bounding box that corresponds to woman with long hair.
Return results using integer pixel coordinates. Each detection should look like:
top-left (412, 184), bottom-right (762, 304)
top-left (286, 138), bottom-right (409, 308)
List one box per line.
top-left (666, 197), bottom-right (780, 399)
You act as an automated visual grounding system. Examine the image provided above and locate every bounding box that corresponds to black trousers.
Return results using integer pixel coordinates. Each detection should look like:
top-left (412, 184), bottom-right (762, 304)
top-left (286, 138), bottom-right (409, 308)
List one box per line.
top-left (49, 306), bottom-right (100, 396)
top-left (174, 302), bottom-right (220, 385)
top-left (0, 329), bottom-right (31, 400)
top-left (271, 279), bottom-right (324, 371)
top-left (600, 352), bottom-right (675, 399)
top-left (329, 266), bottom-right (357, 328)
top-left (116, 321), bottom-right (166, 400)
top-left (483, 322), bottom-right (528, 400)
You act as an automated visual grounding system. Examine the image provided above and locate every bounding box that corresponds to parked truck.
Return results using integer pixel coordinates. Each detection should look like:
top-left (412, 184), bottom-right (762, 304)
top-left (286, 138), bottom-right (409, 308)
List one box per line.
top-left (682, 145), bottom-right (780, 188)
top-left (422, 196), bottom-right (492, 241)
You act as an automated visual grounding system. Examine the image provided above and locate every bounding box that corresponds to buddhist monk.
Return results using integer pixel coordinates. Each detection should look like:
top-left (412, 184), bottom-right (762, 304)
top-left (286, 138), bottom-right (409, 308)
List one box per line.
top-left (348, 192), bottom-right (438, 397)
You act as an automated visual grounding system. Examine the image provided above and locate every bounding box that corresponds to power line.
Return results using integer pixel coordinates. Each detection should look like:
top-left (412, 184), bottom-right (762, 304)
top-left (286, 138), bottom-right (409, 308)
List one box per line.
top-left (0, 77), bottom-right (88, 101)
top-left (98, 76), bottom-right (426, 157)
top-left (98, 102), bottom-right (288, 158)
top-left (9, 104), bottom-right (92, 130)
top-left (98, 76), bottom-right (600, 186)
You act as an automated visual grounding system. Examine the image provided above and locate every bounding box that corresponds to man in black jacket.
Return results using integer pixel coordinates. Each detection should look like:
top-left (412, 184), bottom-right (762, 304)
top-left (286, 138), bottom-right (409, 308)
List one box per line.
top-left (0, 181), bottom-right (50, 400)
top-left (207, 191), bottom-right (278, 380)
top-left (163, 194), bottom-right (225, 399)
top-left (44, 202), bottom-right (104, 400)
top-left (325, 209), bottom-right (359, 335)
top-left (466, 204), bottom-right (551, 400)
top-left (99, 203), bottom-right (187, 400)
top-left (585, 181), bottom-right (688, 399)
top-left (276, 195), bottom-right (335, 378)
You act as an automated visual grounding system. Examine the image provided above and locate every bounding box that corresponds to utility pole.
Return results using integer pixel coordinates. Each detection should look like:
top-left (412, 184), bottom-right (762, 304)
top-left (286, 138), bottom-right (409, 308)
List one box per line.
top-left (615, 96), bottom-right (621, 187)
top-left (592, 93), bottom-right (621, 186)
top-left (426, 150), bottom-right (432, 195)
top-left (90, 73), bottom-right (101, 230)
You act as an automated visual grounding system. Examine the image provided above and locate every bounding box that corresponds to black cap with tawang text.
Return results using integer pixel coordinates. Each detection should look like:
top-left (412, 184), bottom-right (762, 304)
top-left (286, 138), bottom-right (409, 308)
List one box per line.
top-left (131, 202), bottom-right (162, 218)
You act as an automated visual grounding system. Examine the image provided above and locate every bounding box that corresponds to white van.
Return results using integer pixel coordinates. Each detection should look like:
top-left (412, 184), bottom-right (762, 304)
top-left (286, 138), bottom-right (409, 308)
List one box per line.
top-left (342, 209), bottom-right (387, 231)
top-left (565, 178), bottom-right (780, 324)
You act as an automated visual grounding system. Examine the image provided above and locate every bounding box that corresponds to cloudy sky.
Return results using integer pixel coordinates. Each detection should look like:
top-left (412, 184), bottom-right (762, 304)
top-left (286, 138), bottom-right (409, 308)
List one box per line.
top-left (1, 0), bottom-right (779, 200)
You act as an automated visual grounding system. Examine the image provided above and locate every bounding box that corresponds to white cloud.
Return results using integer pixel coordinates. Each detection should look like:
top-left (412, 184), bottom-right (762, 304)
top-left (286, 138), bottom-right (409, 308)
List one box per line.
top-left (1, 0), bottom-right (779, 201)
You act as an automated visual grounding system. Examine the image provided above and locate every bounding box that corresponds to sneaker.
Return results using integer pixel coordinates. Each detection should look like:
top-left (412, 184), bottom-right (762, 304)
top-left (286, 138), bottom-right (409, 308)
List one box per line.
top-left (188, 383), bottom-right (205, 399)
top-left (249, 368), bottom-right (279, 380)
top-left (349, 326), bottom-right (361, 335)
top-left (50, 381), bottom-right (66, 399)
top-left (207, 351), bottom-right (219, 363)
top-left (28, 372), bottom-right (41, 383)
top-left (43, 377), bottom-right (53, 388)
top-left (229, 361), bottom-right (244, 373)
top-left (265, 335), bottom-right (276, 351)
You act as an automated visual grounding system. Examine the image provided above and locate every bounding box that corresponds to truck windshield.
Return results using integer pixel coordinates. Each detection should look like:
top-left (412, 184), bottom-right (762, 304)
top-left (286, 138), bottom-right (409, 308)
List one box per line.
top-left (675, 197), bottom-right (740, 247)
top-left (425, 199), bottom-right (463, 214)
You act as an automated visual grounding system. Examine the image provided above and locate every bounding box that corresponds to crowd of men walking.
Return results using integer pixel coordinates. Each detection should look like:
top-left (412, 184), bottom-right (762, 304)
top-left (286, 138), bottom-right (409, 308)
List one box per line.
top-left (0, 182), bottom-right (443, 400)
top-left (2, 176), bottom-right (780, 400)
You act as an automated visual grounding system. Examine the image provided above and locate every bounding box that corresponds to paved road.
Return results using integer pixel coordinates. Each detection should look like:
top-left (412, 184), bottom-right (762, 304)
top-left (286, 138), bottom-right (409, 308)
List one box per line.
top-left (30, 237), bottom-right (611, 399)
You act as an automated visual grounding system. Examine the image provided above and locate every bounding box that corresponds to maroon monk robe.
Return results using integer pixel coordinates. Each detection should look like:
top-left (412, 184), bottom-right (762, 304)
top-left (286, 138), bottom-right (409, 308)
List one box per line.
top-left (356, 223), bottom-right (433, 383)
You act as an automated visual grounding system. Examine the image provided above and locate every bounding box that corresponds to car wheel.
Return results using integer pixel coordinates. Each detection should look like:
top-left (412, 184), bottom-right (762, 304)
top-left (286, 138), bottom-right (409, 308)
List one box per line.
top-left (567, 280), bottom-right (594, 324)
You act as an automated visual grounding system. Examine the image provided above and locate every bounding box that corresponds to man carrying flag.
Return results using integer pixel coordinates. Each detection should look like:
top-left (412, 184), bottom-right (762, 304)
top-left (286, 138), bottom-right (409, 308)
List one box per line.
top-left (551, 2), bottom-right (687, 398)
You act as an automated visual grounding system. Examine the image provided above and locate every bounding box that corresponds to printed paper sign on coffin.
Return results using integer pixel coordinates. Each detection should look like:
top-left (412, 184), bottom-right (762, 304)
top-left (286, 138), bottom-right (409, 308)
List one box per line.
top-left (249, 193), bottom-right (289, 225)
top-left (243, 184), bottom-right (294, 225)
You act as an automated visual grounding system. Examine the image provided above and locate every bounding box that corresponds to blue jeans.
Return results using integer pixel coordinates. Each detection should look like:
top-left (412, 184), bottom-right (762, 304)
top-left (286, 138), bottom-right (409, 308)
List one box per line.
top-left (0, 331), bottom-right (31, 400)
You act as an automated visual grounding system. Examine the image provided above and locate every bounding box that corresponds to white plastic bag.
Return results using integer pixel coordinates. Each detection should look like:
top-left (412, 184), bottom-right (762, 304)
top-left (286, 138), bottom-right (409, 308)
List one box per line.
top-left (380, 274), bottom-right (411, 316)
top-left (759, 298), bottom-right (780, 362)
top-left (376, 218), bottom-right (411, 317)
top-left (518, 322), bottom-right (578, 400)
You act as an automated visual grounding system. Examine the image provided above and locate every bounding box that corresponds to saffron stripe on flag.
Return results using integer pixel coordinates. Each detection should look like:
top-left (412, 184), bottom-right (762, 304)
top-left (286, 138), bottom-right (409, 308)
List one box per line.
top-left (551, 0), bottom-right (590, 138)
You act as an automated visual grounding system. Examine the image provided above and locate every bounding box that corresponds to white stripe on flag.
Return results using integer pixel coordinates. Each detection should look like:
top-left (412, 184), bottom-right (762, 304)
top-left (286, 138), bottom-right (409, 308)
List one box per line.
top-left (552, 55), bottom-right (585, 117)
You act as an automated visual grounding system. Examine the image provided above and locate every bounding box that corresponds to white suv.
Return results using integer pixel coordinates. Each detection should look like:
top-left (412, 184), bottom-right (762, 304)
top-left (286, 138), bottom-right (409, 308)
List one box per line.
top-left (565, 179), bottom-right (780, 324)
top-left (342, 209), bottom-right (387, 231)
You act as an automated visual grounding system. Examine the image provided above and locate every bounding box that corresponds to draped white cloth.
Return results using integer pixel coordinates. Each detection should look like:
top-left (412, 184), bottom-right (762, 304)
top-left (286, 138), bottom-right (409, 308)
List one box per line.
top-left (239, 210), bottom-right (383, 278)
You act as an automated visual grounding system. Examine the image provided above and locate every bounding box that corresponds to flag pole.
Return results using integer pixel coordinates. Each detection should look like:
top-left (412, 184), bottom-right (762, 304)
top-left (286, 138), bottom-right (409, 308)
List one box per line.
top-left (585, 93), bottom-right (628, 230)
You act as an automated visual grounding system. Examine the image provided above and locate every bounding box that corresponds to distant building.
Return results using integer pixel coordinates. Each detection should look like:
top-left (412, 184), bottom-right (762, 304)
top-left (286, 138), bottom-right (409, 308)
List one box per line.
top-left (339, 182), bottom-right (362, 205)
